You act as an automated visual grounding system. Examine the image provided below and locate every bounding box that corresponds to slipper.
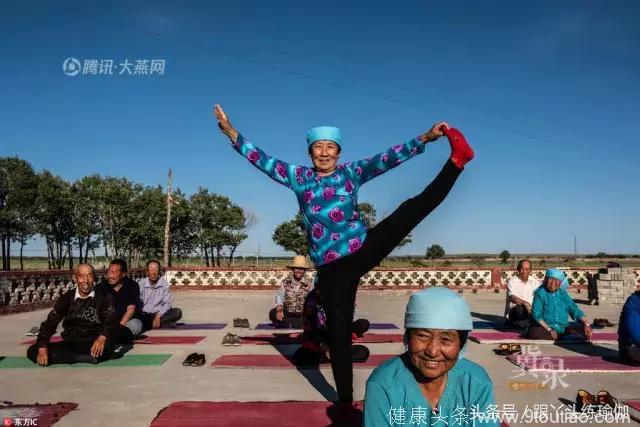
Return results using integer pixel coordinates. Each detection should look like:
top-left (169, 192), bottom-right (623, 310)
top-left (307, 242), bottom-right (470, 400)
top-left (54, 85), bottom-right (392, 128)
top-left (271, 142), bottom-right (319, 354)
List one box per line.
top-left (575, 389), bottom-right (596, 413)
top-left (596, 390), bottom-right (618, 408)
top-left (593, 318), bottom-right (616, 328)
top-left (182, 352), bottom-right (199, 366)
top-left (233, 318), bottom-right (243, 327)
top-left (222, 333), bottom-right (237, 346)
top-left (242, 318), bottom-right (250, 328)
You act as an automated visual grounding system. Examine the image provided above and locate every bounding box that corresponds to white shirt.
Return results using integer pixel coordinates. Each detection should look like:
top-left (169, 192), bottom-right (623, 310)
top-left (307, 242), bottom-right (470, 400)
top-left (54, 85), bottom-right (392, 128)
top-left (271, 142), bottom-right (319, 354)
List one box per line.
top-left (507, 275), bottom-right (541, 306)
top-left (74, 288), bottom-right (95, 300)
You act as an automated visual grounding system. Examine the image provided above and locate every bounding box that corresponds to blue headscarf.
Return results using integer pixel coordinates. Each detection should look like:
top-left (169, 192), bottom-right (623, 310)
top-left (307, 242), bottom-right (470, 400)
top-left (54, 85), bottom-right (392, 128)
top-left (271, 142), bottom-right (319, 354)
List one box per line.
top-left (545, 268), bottom-right (569, 290)
top-left (306, 126), bottom-right (341, 148)
top-left (404, 287), bottom-right (473, 359)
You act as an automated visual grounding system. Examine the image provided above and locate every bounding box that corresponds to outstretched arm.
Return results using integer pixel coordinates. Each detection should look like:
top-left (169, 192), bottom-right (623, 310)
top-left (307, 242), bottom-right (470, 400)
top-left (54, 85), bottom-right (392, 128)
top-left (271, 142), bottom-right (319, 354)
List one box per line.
top-left (214, 104), bottom-right (297, 189)
top-left (351, 121), bottom-right (449, 185)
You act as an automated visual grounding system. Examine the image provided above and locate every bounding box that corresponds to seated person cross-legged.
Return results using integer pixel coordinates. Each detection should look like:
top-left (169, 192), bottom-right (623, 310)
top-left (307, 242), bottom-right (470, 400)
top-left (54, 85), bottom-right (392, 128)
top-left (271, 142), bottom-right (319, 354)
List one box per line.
top-left (27, 263), bottom-right (118, 366)
top-left (293, 287), bottom-right (370, 366)
top-left (528, 269), bottom-right (592, 341)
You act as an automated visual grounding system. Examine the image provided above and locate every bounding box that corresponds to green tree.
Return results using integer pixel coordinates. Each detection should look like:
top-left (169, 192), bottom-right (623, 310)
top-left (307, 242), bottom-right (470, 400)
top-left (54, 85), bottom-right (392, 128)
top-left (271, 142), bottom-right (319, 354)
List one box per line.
top-left (425, 244), bottom-right (445, 260)
top-left (499, 250), bottom-right (511, 264)
top-left (71, 175), bottom-right (104, 264)
top-left (272, 212), bottom-right (309, 256)
top-left (34, 171), bottom-right (75, 269)
top-left (0, 157), bottom-right (39, 270)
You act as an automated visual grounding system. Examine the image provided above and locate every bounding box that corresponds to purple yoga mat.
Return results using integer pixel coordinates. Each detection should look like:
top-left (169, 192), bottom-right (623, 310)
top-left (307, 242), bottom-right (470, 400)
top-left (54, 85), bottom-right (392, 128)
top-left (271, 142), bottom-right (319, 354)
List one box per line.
top-left (254, 322), bottom-right (399, 330)
top-left (162, 323), bottom-right (227, 330)
top-left (470, 331), bottom-right (618, 344)
top-left (506, 355), bottom-right (640, 372)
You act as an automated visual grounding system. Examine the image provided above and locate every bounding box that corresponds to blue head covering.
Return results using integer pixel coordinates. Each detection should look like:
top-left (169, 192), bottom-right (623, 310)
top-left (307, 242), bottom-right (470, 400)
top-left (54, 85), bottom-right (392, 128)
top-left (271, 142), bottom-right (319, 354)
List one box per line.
top-left (306, 126), bottom-right (342, 148)
top-left (545, 268), bottom-right (569, 290)
top-left (404, 287), bottom-right (473, 359)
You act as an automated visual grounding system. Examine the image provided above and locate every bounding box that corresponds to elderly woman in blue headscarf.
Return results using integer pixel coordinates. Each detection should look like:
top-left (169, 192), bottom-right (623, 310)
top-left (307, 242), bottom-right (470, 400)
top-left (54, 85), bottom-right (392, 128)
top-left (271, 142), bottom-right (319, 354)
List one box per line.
top-left (528, 268), bottom-right (592, 341)
top-left (364, 287), bottom-right (499, 427)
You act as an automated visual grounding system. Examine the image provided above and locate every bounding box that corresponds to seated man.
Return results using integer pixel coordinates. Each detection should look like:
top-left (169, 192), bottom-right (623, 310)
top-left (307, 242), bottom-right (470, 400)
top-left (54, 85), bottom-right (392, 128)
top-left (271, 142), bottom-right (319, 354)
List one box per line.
top-left (136, 260), bottom-right (182, 330)
top-left (618, 287), bottom-right (640, 364)
top-left (505, 259), bottom-right (540, 329)
top-left (96, 259), bottom-right (142, 343)
top-left (528, 269), bottom-right (592, 340)
top-left (293, 287), bottom-right (370, 365)
top-left (269, 255), bottom-right (314, 329)
top-left (27, 263), bottom-right (118, 365)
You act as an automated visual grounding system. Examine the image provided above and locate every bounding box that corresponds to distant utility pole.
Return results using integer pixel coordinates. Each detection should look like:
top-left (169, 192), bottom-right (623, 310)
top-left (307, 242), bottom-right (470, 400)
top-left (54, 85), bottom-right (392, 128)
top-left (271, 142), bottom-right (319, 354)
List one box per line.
top-left (255, 244), bottom-right (261, 268)
top-left (163, 169), bottom-right (173, 268)
top-left (574, 235), bottom-right (577, 256)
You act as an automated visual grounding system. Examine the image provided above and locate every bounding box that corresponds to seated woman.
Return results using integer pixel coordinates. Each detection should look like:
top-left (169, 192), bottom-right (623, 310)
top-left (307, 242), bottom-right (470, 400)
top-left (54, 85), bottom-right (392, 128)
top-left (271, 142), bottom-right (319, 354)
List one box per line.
top-left (293, 287), bottom-right (370, 366)
top-left (528, 269), bottom-right (592, 340)
top-left (364, 287), bottom-right (499, 427)
top-left (618, 288), bottom-right (640, 364)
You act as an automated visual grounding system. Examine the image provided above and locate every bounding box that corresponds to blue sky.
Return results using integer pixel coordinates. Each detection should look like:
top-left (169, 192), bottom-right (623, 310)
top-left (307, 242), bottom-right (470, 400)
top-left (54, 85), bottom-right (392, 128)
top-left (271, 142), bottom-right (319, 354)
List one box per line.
top-left (1, 0), bottom-right (639, 257)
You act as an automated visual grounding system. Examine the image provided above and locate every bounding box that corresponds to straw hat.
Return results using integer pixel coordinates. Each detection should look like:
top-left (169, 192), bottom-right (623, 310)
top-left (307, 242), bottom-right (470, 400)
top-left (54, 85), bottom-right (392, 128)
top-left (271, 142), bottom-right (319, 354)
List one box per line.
top-left (287, 255), bottom-right (311, 270)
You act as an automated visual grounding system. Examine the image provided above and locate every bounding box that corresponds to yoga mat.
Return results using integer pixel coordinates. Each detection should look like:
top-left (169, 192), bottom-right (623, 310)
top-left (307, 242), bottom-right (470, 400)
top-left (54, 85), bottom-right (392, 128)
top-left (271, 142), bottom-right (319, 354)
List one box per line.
top-left (469, 331), bottom-right (618, 345)
top-left (0, 354), bottom-right (172, 368)
top-left (151, 401), bottom-right (364, 427)
top-left (472, 320), bottom-right (515, 330)
top-left (254, 322), bottom-right (399, 330)
top-left (239, 333), bottom-right (403, 345)
top-left (506, 355), bottom-right (640, 372)
top-left (623, 400), bottom-right (640, 423)
top-left (210, 353), bottom-right (395, 369)
top-left (163, 322), bottom-right (227, 330)
top-left (0, 402), bottom-right (78, 427)
top-left (150, 401), bottom-right (511, 427)
top-left (22, 336), bottom-right (205, 345)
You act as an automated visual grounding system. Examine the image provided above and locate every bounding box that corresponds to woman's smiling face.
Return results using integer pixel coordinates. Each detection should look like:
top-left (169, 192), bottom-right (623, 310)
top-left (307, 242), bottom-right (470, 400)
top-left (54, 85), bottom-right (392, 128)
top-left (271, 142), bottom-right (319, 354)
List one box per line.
top-left (407, 328), bottom-right (461, 380)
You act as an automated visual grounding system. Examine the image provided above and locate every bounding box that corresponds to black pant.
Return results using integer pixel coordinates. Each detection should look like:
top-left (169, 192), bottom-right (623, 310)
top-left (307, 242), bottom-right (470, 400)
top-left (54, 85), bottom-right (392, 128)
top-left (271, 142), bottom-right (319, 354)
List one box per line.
top-left (268, 308), bottom-right (304, 329)
top-left (27, 340), bottom-right (115, 365)
top-left (506, 305), bottom-right (531, 329)
top-left (138, 308), bottom-right (183, 330)
top-left (316, 160), bottom-right (462, 401)
top-left (587, 278), bottom-right (599, 302)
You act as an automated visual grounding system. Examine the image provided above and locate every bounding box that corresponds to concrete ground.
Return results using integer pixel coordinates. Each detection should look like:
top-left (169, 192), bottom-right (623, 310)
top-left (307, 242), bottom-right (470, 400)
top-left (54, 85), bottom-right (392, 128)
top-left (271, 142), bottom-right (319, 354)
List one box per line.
top-left (0, 289), bottom-right (638, 426)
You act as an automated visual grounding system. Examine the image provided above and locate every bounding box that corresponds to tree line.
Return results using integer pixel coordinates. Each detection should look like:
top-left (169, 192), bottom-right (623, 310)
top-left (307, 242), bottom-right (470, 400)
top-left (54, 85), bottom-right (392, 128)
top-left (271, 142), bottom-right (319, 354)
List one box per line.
top-left (0, 156), bottom-right (254, 270)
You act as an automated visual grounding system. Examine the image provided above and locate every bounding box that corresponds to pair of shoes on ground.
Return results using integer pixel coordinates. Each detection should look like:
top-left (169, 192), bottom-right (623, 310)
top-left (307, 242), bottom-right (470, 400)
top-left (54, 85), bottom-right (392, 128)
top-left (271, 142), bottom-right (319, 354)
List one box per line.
top-left (493, 343), bottom-right (522, 356)
top-left (233, 318), bottom-right (250, 328)
top-left (593, 318), bottom-right (615, 328)
top-left (183, 352), bottom-right (206, 366)
top-left (222, 333), bottom-right (242, 346)
top-left (576, 389), bottom-right (618, 412)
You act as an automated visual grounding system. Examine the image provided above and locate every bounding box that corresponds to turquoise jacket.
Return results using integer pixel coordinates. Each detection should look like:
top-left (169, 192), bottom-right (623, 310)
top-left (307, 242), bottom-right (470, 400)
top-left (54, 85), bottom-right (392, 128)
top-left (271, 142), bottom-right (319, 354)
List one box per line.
top-left (531, 286), bottom-right (585, 333)
top-left (364, 354), bottom-right (499, 427)
top-left (232, 133), bottom-right (426, 267)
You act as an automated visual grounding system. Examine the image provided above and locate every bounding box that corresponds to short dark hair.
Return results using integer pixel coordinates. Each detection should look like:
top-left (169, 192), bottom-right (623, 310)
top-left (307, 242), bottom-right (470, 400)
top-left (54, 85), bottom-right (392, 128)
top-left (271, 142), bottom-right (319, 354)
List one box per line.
top-left (110, 258), bottom-right (128, 273)
top-left (146, 260), bottom-right (161, 269)
top-left (517, 259), bottom-right (531, 270)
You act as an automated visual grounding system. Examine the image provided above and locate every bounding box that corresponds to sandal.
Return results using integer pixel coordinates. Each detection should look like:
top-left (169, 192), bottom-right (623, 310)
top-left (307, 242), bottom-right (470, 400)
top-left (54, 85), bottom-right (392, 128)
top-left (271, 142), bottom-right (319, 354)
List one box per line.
top-left (596, 390), bottom-right (618, 409)
top-left (242, 318), bottom-right (250, 328)
top-left (233, 318), bottom-right (243, 327)
top-left (493, 344), bottom-right (512, 356)
top-left (593, 318), bottom-right (616, 328)
top-left (182, 352), bottom-right (199, 366)
top-left (509, 344), bottom-right (522, 355)
top-left (575, 389), bottom-right (596, 412)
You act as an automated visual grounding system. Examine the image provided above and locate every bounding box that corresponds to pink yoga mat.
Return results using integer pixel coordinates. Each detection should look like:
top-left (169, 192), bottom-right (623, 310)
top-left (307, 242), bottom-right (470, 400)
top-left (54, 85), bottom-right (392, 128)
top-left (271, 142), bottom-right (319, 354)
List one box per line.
top-left (470, 331), bottom-right (618, 344)
top-left (506, 355), bottom-right (640, 372)
top-left (210, 353), bottom-right (395, 369)
top-left (151, 401), bottom-right (364, 427)
top-left (150, 401), bottom-right (511, 427)
top-left (239, 333), bottom-right (403, 345)
top-left (21, 336), bottom-right (205, 345)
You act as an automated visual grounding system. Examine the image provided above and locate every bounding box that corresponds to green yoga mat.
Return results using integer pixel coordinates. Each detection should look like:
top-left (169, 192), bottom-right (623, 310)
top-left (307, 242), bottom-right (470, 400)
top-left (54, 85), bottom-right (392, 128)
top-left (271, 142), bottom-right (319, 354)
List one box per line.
top-left (0, 354), bottom-right (172, 368)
